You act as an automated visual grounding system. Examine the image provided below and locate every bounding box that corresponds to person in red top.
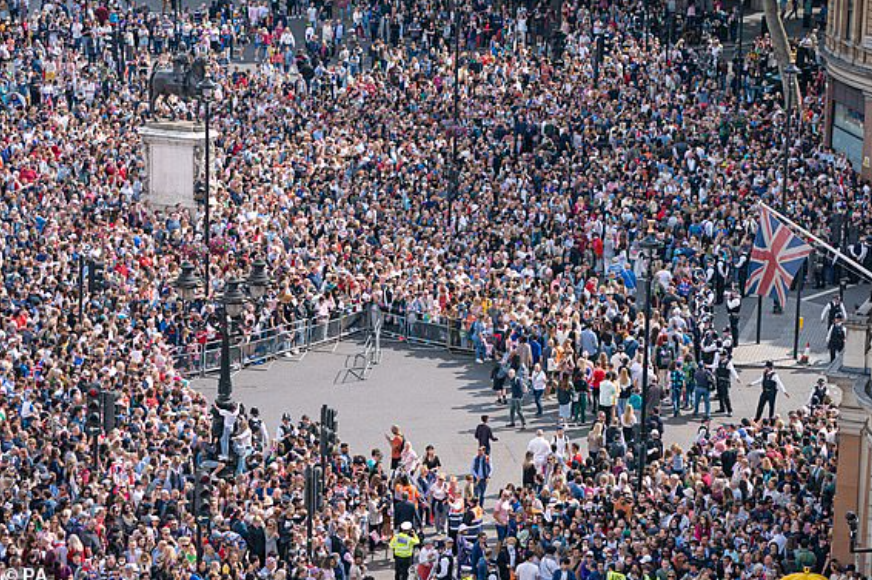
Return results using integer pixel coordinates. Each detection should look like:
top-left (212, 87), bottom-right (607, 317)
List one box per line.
top-left (385, 424), bottom-right (405, 470)
top-left (591, 363), bottom-right (606, 415)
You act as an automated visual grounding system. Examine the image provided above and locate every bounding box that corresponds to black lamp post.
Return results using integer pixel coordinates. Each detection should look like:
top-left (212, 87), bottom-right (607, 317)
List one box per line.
top-left (593, 28), bottom-right (604, 87)
top-left (198, 76), bottom-right (217, 297)
top-left (735, 0), bottom-right (745, 113)
top-left (637, 222), bottom-right (662, 493)
top-left (664, 5), bottom-right (672, 64)
top-left (176, 261), bottom-right (200, 301)
top-left (173, 259), bottom-right (270, 411)
top-left (217, 279), bottom-right (245, 408)
top-left (781, 63), bottom-right (800, 211)
top-left (449, 0), bottom-right (462, 232)
top-left (642, 0), bottom-right (649, 51)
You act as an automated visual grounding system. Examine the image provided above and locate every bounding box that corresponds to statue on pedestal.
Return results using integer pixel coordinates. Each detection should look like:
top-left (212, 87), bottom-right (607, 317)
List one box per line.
top-left (148, 53), bottom-right (207, 116)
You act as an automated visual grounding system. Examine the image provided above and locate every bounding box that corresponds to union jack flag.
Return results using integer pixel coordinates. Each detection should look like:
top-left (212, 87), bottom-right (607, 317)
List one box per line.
top-left (745, 206), bottom-right (812, 305)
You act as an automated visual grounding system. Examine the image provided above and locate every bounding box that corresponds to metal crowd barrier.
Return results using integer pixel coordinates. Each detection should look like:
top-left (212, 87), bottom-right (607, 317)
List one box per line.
top-left (171, 309), bottom-right (480, 378)
top-left (338, 317), bottom-right (383, 383)
top-left (379, 313), bottom-right (475, 353)
top-left (171, 310), bottom-right (367, 377)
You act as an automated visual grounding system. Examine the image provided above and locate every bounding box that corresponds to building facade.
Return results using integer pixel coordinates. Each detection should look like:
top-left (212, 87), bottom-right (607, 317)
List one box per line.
top-left (822, 0), bottom-right (872, 176)
top-left (832, 313), bottom-right (872, 573)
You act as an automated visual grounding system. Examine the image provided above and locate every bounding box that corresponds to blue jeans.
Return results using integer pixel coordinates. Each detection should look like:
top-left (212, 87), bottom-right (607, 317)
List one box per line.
top-left (433, 499), bottom-right (447, 532)
top-left (473, 335), bottom-right (487, 360)
top-left (235, 445), bottom-right (252, 475)
top-left (671, 388), bottom-right (682, 416)
top-left (220, 425), bottom-right (233, 457)
top-left (533, 389), bottom-right (544, 415)
top-left (474, 479), bottom-right (488, 506)
top-left (694, 388), bottom-right (711, 418)
top-left (683, 384), bottom-right (693, 407)
top-left (509, 399), bottom-right (525, 426)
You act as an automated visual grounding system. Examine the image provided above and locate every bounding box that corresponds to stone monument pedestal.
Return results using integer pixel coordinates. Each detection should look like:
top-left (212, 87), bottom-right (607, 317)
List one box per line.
top-left (139, 121), bottom-right (207, 211)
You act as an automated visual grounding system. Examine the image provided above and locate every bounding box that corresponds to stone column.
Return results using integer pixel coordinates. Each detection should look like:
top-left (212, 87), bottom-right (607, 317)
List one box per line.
top-left (824, 79), bottom-right (835, 148)
top-left (862, 93), bottom-right (872, 179)
top-left (833, 381), bottom-right (869, 569)
top-left (843, 314), bottom-right (871, 373)
top-left (138, 121), bottom-right (207, 211)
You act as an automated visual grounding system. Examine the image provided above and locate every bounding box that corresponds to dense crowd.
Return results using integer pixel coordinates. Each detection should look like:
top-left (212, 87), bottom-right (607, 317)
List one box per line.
top-left (0, 0), bottom-right (865, 578)
top-left (458, 402), bottom-right (841, 580)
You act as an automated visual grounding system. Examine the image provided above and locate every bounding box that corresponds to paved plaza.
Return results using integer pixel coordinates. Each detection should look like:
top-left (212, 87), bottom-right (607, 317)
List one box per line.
top-left (193, 335), bottom-right (823, 496)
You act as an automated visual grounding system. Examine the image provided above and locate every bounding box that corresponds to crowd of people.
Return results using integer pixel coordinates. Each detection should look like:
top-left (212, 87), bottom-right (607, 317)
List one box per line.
top-left (0, 0), bottom-right (866, 577)
top-left (437, 400), bottom-right (842, 580)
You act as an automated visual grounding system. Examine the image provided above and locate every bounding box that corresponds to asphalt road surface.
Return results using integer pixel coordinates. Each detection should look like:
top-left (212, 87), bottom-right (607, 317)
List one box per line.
top-left (192, 336), bottom-right (820, 496)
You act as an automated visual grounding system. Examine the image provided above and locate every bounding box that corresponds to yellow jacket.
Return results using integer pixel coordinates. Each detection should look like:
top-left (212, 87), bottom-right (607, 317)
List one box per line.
top-left (390, 532), bottom-right (420, 558)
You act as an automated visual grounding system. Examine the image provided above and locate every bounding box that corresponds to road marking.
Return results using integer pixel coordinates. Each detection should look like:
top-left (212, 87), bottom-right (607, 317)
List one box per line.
top-left (803, 284), bottom-right (856, 302)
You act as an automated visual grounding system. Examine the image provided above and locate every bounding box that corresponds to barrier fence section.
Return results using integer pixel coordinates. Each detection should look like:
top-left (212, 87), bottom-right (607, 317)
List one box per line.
top-left (172, 310), bottom-right (368, 376)
top-left (172, 310), bottom-right (478, 377)
top-left (379, 313), bottom-right (475, 353)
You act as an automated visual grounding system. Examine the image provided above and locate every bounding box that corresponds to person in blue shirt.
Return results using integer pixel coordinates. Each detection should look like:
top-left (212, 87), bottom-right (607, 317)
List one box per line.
top-left (475, 550), bottom-right (490, 580)
top-left (471, 447), bottom-right (492, 507)
top-left (551, 558), bottom-right (577, 580)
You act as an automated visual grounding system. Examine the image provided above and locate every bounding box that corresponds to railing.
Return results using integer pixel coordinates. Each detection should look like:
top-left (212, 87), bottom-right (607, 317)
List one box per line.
top-left (380, 313), bottom-right (475, 352)
top-left (171, 310), bottom-right (368, 376)
top-left (340, 318), bottom-right (383, 382)
top-left (171, 309), bottom-right (480, 378)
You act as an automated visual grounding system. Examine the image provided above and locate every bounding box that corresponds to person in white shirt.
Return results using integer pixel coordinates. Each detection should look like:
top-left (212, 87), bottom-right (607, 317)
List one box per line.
top-left (550, 427), bottom-right (571, 461)
top-left (232, 418), bottom-right (253, 476)
top-left (749, 361), bottom-right (789, 421)
top-left (821, 295), bottom-right (847, 329)
top-left (416, 538), bottom-right (438, 580)
top-left (527, 430), bottom-right (551, 473)
top-left (434, 540), bottom-right (454, 580)
top-left (516, 554), bottom-right (539, 580)
top-left (215, 402), bottom-right (239, 458)
top-left (537, 548), bottom-right (559, 580)
top-left (530, 363), bottom-right (547, 416)
top-left (598, 372), bottom-right (618, 422)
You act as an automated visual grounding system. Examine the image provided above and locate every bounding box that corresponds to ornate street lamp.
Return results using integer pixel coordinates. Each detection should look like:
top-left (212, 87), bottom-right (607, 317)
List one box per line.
top-left (637, 222), bottom-right (663, 493)
top-left (175, 261), bottom-right (201, 302)
top-left (198, 76), bottom-right (217, 297)
top-left (781, 63), bottom-right (800, 211)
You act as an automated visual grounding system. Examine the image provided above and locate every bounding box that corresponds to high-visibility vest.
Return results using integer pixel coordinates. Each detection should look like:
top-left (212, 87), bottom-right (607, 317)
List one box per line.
top-left (607, 571), bottom-right (626, 580)
top-left (390, 533), bottom-right (419, 558)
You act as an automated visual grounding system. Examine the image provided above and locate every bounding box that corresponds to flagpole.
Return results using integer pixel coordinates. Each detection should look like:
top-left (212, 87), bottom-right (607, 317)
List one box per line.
top-left (759, 202), bottom-right (872, 283)
top-left (756, 295), bottom-right (762, 344)
top-left (793, 260), bottom-right (806, 359)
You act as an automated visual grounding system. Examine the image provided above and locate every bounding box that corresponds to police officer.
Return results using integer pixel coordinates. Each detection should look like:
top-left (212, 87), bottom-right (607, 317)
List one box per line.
top-left (812, 251), bottom-right (827, 289)
top-left (750, 361), bottom-right (790, 421)
top-left (715, 254), bottom-right (730, 305)
top-left (275, 413), bottom-right (294, 455)
top-left (735, 244), bottom-right (750, 296)
top-left (390, 521), bottom-right (420, 580)
top-left (827, 315), bottom-right (847, 362)
top-left (700, 330), bottom-right (718, 368)
top-left (848, 240), bottom-right (868, 284)
top-left (821, 295), bottom-right (847, 331)
top-left (725, 288), bottom-right (741, 347)
top-left (713, 351), bottom-right (741, 417)
top-left (249, 407), bottom-right (269, 453)
top-left (277, 501), bottom-right (296, 562)
top-left (810, 378), bottom-right (829, 407)
top-left (435, 539), bottom-right (454, 580)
